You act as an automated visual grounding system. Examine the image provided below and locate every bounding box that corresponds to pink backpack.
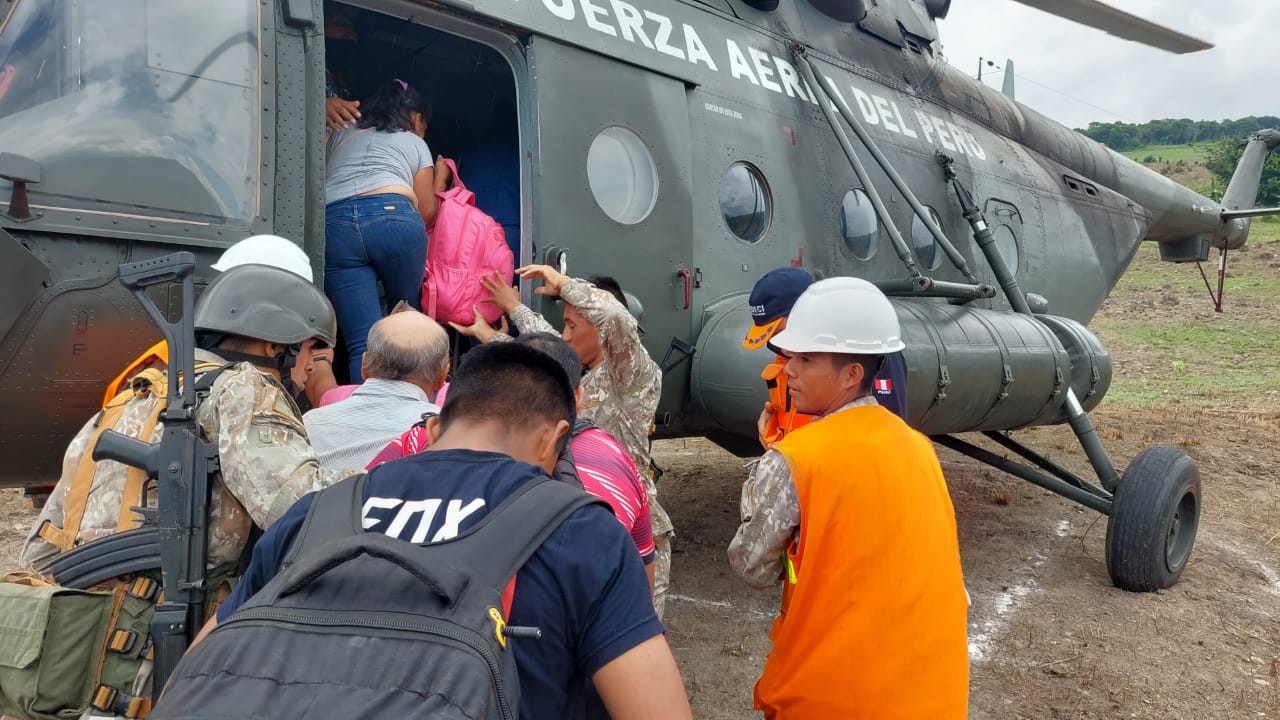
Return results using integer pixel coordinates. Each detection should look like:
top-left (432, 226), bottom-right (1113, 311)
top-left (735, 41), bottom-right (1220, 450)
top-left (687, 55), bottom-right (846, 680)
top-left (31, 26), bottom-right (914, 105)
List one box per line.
top-left (422, 159), bottom-right (515, 325)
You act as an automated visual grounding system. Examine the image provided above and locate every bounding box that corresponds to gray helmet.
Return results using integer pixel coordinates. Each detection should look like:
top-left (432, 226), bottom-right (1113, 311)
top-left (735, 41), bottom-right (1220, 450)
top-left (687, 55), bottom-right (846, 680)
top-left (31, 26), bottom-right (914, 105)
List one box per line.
top-left (195, 263), bottom-right (337, 346)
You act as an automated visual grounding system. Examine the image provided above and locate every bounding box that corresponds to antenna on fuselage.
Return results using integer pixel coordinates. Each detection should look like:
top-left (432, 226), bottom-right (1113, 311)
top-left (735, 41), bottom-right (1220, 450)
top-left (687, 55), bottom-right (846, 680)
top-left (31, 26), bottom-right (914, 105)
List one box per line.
top-left (1001, 59), bottom-right (1015, 101)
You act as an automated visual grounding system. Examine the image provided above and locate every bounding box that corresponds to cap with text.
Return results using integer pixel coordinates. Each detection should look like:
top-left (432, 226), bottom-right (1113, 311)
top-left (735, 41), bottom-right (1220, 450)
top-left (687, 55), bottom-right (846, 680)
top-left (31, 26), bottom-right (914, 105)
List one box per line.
top-left (743, 267), bottom-right (813, 350)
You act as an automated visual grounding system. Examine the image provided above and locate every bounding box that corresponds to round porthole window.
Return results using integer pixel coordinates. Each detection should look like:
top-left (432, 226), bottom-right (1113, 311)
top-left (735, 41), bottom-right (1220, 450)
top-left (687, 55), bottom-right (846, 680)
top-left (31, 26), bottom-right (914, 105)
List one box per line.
top-left (719, 162), bottom-right (771, 244)
top-left (840, 189), bottom-right (878, 260)
top-left (587, 127), bottom-right (658, 225)
top-left (993, 224), bottom-right (1020, 275)
top-left (911, 207), bottom-right (943, 270)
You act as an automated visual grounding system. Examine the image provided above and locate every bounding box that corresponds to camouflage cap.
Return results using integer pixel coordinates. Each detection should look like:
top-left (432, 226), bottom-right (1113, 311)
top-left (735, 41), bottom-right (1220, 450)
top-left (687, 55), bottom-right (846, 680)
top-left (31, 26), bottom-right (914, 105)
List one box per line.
top-left (195, 264), bottom-right (337, 346)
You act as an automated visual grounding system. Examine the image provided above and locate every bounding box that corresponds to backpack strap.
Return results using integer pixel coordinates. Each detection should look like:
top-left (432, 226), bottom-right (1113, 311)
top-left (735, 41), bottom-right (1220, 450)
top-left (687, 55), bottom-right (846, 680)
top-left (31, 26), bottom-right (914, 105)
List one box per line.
top-left (281, 473), bottom-right (367, 570)
top-left (113, 362), bottom-right (228, 534)
top-left (37, 363), bottom-right (227, 551)
top-left (551, 418), bottom-right (597, 489)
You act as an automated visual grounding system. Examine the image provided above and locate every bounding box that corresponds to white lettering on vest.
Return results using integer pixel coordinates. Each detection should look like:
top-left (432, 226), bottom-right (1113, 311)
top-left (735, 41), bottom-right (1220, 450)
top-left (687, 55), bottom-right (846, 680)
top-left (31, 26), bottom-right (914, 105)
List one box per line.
top-left (432, 499), bottom-right (487, 542)
top-left (361, 497), bottom-right (402, 529)
top-left (388, 499), bottom-right (442, 541)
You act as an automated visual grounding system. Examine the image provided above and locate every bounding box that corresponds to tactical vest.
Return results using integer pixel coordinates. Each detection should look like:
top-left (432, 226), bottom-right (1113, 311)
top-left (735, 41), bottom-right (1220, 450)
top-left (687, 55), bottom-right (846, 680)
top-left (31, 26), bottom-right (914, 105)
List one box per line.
top-left (0, 364), bottom-right (227, 720)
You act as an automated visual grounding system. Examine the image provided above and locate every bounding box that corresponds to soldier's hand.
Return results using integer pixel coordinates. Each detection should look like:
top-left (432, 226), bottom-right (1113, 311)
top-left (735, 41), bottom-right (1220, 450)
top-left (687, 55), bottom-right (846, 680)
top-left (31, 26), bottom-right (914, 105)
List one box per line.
top-left (449, 305), bottom-right (502, 343)
top-left (480, 271), bottom-right (521, 313)
top-left (516, 264), bottom-right (569, 297)
top-left (757, 401), bottom-right (777, 447)
top-left (326, 97), bottom-right (361, 131)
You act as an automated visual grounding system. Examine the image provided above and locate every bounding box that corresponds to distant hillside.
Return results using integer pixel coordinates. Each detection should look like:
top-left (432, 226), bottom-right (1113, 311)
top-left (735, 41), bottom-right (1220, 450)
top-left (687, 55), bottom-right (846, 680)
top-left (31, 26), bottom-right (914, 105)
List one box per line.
top-left (1118, 143), bottom-right (1216, 197)
top-left (1077, 117), bottom-right (1278, 152)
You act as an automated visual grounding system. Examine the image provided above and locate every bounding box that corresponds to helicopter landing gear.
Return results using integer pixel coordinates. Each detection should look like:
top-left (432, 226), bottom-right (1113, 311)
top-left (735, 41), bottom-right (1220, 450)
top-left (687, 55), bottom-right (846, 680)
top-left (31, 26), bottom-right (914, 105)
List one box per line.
top-left (932, 433), bottom-right (1201, 592)
top-left (1105, 445), bottom-right (1201, 592)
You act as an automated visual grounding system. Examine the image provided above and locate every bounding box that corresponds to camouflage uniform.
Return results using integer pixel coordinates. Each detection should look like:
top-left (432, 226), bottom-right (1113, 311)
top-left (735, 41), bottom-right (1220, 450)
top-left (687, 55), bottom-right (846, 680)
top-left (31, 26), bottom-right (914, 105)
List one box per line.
top-left (728, 396), bottom-right (878, 589)
top-left (494, 279), bottom-right (673, 618)
top-left (21, 349), bottom-right (358, 576)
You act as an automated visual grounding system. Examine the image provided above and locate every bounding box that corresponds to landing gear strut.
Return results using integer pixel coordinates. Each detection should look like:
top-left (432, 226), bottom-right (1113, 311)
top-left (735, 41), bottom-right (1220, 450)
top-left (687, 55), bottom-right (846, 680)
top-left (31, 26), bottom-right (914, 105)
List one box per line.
top-left (935, 432), bottom-right (1201, 592)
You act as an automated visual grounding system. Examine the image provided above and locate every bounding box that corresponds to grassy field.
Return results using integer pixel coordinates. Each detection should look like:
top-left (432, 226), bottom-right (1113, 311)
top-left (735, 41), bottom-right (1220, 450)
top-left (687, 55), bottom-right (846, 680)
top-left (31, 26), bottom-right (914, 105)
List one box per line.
top-left (1118, 142), bottom-right (1211, 164)
top-left (1090, 217), bottom-right (1280, 408)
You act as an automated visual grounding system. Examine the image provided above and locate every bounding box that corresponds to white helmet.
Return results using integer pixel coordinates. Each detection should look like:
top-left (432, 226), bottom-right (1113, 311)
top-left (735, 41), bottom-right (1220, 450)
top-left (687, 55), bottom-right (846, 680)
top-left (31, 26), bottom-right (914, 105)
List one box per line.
top-left (211, 234), bottom-right (314, 282)
top-left (770, 277), bottom-right (905, 355)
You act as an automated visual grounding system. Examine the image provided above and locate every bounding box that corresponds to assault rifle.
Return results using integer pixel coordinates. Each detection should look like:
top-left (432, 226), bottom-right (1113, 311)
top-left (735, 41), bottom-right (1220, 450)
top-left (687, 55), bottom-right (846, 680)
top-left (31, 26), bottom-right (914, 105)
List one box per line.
top-left (44, 251), bottom-right (217, 695)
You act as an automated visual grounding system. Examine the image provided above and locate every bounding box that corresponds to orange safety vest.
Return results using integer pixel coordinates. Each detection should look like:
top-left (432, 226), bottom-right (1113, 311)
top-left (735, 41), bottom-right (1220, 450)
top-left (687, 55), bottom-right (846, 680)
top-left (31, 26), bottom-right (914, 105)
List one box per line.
top-left (102, 341), bottom-right (168, 408)
top-left (760, 355), bottom-right (813, 446)
top-left (757, 404), bottom-right (969, 719)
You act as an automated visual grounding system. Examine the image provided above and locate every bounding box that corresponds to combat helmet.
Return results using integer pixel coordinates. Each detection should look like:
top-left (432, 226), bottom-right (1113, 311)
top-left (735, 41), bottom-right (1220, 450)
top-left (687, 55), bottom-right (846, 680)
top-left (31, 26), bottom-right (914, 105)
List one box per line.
top-left (195, 263), bottom-right (336, 347)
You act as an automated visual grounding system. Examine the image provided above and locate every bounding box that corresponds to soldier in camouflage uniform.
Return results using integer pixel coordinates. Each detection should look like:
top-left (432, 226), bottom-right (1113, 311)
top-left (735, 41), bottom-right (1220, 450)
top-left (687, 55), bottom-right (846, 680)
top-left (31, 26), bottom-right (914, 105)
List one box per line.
top-left (21, 264), bottom-right (359, 581)
top-left (452, 265), bottom-right (673, 619)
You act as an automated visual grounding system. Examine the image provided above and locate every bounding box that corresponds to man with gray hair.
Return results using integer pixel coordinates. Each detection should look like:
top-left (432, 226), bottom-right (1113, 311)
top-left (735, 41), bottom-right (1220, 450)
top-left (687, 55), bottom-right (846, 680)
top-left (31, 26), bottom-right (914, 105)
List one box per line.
top-left (304, 310), bottom-right (449, 468)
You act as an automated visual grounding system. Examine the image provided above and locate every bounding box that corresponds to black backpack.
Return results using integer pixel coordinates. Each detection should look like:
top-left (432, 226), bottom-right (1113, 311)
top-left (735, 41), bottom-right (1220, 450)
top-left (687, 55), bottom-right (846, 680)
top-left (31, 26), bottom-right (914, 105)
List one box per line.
top-left (152, 474), bottom-right (602, 720)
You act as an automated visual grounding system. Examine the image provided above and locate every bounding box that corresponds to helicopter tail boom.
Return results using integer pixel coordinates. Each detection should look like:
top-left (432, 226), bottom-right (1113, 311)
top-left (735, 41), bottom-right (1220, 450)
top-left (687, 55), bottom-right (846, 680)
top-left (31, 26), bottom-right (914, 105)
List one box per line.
top-left (1215, 129), bottom-right (1280, 250)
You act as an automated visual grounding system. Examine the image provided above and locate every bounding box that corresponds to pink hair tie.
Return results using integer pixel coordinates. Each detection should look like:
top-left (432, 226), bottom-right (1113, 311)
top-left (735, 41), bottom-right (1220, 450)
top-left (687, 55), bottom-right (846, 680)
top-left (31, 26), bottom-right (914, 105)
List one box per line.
top-left (394, 78), bottom-right (408, 91)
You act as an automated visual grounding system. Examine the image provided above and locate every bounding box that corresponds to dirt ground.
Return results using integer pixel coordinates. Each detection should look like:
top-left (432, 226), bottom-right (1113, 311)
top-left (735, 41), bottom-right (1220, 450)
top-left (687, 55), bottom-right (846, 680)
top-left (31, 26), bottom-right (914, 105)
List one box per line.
top-left (2, 233), bottom-right (1279, 718)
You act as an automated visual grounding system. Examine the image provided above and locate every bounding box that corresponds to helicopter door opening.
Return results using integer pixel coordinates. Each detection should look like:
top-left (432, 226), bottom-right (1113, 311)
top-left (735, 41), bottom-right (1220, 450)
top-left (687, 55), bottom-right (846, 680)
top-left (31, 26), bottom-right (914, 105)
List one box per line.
top-left (326, 2), bottom-right (523, 264)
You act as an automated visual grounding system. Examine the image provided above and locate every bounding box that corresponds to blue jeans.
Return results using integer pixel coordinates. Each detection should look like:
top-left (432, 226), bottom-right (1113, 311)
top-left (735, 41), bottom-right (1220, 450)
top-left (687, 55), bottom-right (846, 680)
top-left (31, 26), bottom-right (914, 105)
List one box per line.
top-left (325, 193), bottom-right (427, 380)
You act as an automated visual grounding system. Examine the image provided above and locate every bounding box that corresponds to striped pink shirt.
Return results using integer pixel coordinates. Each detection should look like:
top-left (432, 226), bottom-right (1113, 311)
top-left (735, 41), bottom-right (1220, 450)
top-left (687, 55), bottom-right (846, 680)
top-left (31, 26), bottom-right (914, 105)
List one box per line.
top-left (367, 424), bottom-right (655, 561)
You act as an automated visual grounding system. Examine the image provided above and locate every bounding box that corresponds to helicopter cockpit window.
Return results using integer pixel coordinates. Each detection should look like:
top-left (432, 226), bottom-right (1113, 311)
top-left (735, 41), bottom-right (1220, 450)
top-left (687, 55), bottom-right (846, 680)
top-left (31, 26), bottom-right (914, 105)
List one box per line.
top-left (587, 126), bottom-right (659, 225)
top-left (0, 0), bottom-right (260, 226)
top-left (993, 224), bottom-right (1020, 275)
top-left (911, 207), bottom-right (943, 270)
top-left (840, 189), bottom-right (878, 260)
top-left (720, 162), bottom-right (771, 244)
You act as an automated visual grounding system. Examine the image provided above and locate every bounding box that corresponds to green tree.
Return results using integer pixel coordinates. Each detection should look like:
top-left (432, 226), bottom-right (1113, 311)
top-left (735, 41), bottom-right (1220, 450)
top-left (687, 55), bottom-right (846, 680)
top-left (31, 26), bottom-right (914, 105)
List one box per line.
top-left (1204, 137), bottom-right (1280, 207)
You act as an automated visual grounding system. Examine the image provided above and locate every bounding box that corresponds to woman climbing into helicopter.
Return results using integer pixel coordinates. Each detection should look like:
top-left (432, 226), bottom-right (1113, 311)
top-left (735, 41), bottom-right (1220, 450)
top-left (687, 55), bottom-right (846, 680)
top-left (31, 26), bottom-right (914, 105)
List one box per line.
top-left (324, 78), bottom-right (451, 381)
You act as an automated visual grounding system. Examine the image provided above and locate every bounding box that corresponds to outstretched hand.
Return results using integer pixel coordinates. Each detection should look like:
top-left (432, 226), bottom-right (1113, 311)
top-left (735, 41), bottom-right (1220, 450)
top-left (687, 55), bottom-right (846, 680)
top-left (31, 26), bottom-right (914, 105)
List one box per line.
top-left (326, 97), bottom-right (361, 131)
top-left (448, 305), bottom-right (509, 343)
top-left (516, 264), bottom-right (571, 297)
top-left (480, 271), bottom-right (521, 314)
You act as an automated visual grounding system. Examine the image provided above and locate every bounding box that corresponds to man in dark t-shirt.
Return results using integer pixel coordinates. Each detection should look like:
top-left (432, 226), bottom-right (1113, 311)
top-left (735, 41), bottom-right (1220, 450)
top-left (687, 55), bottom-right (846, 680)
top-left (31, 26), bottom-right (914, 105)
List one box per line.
top-left (166, 344), bottom-right (691, 720)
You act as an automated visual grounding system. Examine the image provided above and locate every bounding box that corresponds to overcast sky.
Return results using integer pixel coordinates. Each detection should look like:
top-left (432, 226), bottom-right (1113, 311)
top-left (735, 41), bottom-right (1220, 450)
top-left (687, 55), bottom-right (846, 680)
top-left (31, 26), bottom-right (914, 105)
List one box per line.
top-left (935, 0), bottom-right (1277, 130)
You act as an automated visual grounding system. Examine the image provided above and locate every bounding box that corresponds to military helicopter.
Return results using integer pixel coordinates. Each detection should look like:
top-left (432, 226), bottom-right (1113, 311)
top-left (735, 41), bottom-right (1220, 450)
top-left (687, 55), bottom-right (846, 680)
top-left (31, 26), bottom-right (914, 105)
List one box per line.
top-left (0, 0), bottom-right (1274, 592)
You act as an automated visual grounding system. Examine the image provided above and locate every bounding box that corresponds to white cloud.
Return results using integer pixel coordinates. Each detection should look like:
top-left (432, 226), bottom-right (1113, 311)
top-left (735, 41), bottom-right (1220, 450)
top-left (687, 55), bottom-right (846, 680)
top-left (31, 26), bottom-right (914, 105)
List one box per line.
top-left (935, 0), bottom-right (1278, 129)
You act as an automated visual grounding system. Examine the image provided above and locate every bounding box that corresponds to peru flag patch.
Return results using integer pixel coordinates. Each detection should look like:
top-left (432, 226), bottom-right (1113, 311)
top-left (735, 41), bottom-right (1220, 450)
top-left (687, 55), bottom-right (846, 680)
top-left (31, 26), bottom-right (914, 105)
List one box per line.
top-left (874, 378), bottom-right (893, 393)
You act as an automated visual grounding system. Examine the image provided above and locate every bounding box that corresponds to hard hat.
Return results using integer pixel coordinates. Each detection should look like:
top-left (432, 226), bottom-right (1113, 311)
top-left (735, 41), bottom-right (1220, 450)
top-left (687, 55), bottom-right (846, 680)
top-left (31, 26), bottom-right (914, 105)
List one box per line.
top-left (195, 264), bottom-right (337, 346)
top-left (211, 234), bottom-right (314, 282)
top-left (770, 277), bottom-right (904, 355)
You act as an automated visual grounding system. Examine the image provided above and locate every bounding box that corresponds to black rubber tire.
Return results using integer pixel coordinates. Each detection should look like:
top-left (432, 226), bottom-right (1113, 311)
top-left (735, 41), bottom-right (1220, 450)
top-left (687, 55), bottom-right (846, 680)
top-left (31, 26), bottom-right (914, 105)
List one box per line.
top-left (1105, 445), bottom-right (1201, 592)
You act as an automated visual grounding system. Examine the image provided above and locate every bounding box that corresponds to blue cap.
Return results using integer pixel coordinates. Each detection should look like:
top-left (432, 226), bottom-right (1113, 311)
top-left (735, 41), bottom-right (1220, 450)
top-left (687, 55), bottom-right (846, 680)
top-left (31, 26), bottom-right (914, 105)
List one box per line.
top-left (743, 267), bottom-right (813, 349)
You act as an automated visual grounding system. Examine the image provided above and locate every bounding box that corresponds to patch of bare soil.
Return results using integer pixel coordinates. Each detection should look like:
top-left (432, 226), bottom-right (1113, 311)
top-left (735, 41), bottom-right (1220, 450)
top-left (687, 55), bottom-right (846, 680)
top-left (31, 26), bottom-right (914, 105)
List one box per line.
top-left (658, 405), bottom-right (1280, 720)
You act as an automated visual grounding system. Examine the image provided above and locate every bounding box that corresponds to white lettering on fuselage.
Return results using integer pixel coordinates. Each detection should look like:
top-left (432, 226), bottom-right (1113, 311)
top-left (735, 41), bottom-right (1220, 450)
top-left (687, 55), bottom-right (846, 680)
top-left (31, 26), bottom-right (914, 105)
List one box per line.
top-left (512, 0), bottom-right (989, 160)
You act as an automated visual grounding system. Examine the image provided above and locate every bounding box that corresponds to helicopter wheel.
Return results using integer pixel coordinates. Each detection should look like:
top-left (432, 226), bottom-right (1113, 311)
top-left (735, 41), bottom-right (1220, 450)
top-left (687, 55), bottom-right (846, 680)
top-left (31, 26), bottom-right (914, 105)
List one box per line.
top-left (1105, 445), bottom-right (1201, 592)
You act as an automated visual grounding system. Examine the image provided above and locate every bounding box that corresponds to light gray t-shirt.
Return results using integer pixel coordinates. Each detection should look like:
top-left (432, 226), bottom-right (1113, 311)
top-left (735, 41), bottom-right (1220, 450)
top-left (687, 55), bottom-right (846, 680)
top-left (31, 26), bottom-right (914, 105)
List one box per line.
top-left (325, 127), bottom-right (433, 206)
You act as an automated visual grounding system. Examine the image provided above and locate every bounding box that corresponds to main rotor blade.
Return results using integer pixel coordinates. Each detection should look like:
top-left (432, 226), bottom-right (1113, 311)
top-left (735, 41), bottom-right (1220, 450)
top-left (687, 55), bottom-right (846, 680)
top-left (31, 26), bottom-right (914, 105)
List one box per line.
top-left (1011, 0), bottom-right (1213, 54)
